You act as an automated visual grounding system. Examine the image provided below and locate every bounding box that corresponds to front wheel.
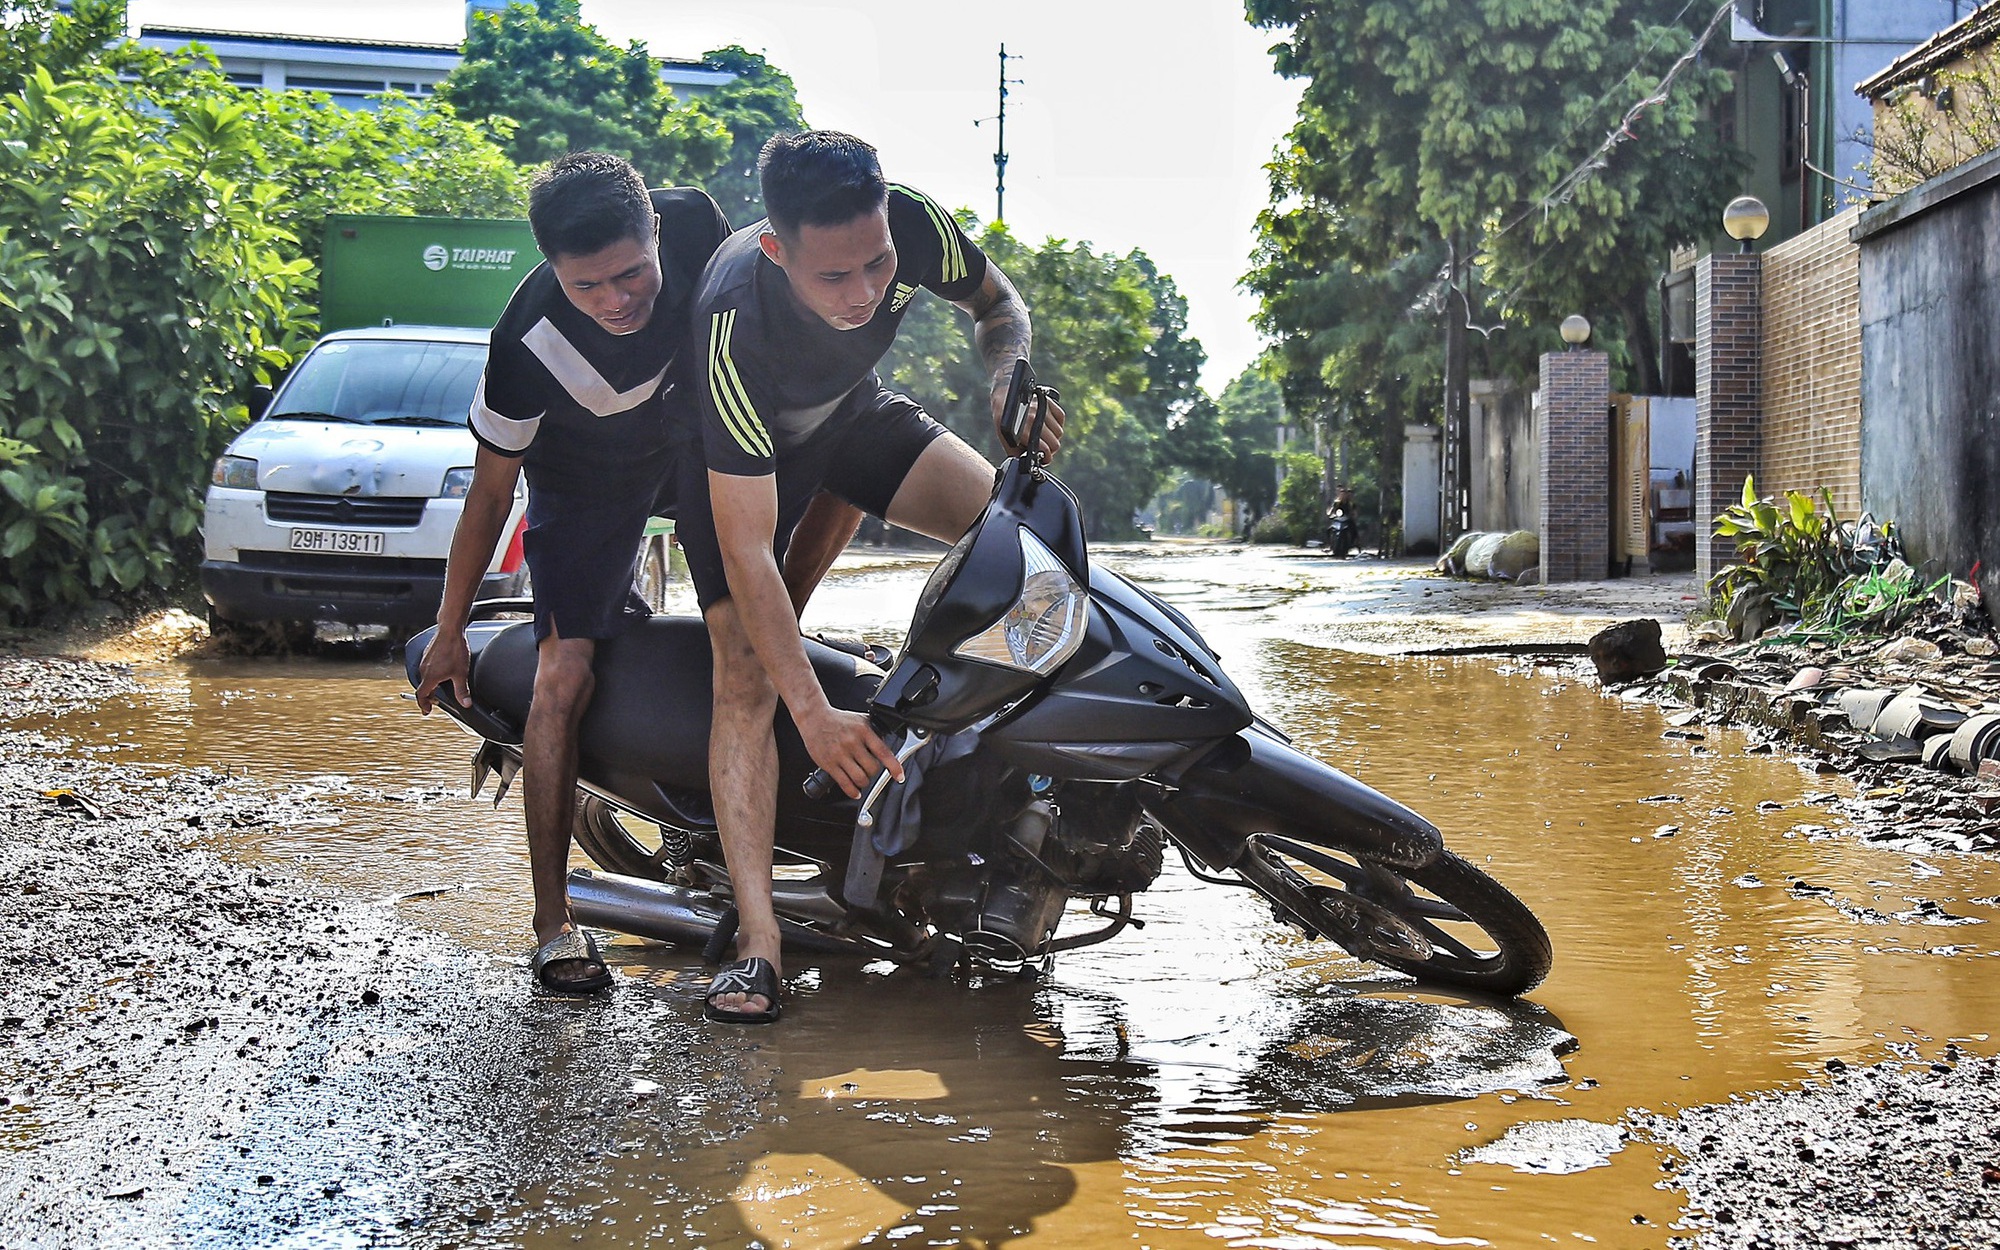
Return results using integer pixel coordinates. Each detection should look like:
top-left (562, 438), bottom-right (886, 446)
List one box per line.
top-left (1363, 850), bottom-right (1551, 994)
top-left (1241, 837), bottom-right (1551, 996)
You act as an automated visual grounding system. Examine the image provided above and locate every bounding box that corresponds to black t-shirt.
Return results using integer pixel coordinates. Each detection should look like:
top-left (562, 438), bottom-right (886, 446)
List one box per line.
top-left (690, 184), bottom-right (987, 478)
top-left (470, 187), bottom-right (730, 496)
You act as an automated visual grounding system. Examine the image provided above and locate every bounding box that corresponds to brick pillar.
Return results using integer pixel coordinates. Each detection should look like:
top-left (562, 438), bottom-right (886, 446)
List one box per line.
top-left (1695, 253), bottom-right (1762, 585)
top-left (1538, 348), bottom-right (1610, 583)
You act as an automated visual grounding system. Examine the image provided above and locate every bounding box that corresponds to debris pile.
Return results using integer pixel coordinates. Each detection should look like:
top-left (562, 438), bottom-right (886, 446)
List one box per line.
top-left (1589, 599), bottom-right (2000, 855)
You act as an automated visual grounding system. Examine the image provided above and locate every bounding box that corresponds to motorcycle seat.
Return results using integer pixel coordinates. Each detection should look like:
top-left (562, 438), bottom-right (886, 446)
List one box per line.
top-left (467, 614), bottom-right (888, 796)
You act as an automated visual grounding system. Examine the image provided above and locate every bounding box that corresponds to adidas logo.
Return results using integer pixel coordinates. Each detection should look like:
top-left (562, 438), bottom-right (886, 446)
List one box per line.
top-left (888, 282), bottom-right (919, 313)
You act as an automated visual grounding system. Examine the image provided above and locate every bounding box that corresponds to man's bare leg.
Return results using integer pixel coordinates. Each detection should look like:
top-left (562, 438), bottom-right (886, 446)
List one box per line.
top-left (780, 491), bottom-right (864, 619)
top-left (523, 629), bottom-right (603, 984)
top-left (704, 597), bottom-right (783, 1017)
top-left (698, 435), bottom-right (992, 1017)
top-left (886, 431), bottom-right (995, 542)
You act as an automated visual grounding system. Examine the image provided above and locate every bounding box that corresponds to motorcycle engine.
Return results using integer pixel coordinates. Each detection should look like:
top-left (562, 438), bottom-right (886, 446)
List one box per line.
top-left (922, 776), bottom-right (1165, 966)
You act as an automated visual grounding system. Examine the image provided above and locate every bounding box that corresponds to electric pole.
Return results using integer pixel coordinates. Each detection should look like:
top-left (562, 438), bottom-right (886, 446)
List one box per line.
top-left (993, 44), bottom-right (1022, 225)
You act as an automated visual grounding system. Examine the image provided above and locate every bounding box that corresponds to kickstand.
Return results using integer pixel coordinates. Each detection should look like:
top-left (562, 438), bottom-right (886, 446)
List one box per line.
top-left (702, 905), bottom-right (739, 964)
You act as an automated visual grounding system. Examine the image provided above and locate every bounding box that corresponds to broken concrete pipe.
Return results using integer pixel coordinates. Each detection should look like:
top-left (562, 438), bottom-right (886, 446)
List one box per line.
top-left (1837, 688), bottom-right (1898, 732)
top-left (1922, 734), bottom-right (1957, 770)
top-left (1945, 713), bottom-right (2000, 774)
top-left (1873, 688), bottom-right (1970, 741)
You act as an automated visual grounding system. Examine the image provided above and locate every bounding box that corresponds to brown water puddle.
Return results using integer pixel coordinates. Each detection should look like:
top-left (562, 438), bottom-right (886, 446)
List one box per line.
top-left (29, 552), bottom-right (2000, 1248)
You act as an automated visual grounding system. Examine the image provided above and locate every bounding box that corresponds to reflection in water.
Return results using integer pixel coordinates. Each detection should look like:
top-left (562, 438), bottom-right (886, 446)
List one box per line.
top-left (31, 548), bottom-right (2000, 1248)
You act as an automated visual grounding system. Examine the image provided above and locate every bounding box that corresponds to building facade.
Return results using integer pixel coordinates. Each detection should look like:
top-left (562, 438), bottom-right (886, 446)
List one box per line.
top-left (135, 15), bottom-right (731, 114)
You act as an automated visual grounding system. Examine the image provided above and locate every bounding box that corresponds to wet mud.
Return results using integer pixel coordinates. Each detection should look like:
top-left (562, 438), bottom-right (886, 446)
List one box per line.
top-left (4, 550), bottom-right (1999, 1247)
top-left (1643, 1054), bottom-right (2000, 1249)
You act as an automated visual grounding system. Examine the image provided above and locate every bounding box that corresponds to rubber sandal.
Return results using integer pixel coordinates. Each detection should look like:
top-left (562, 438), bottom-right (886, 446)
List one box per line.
top-left (532, 927), bottom-right (613, 994)
top-left (703, 957), bottom-right (782, 1024)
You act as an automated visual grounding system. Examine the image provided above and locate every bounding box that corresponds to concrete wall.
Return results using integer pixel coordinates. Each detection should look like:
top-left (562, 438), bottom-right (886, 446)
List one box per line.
top-left (1854, 145), bottom-right (2000, 620)
top-left (1468, 378), bottom-right (1536, 534)
top-left (1402, 424), bottom-right (1442, 555)
top-left (1759, 207), bottom-right (1863, 516)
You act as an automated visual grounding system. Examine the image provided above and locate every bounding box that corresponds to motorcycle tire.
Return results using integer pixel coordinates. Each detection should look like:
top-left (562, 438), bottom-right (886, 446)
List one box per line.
top-left (1358, 850), bottom-right (1552, 995)
top-left (1243, 838), bottom-right (1551, 996)
top-left (570, 793), bottom-right (698, 880)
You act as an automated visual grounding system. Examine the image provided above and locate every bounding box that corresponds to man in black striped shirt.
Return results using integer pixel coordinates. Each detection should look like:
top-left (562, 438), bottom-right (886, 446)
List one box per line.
top-left (679, 131), bottom-right (1064, 1023)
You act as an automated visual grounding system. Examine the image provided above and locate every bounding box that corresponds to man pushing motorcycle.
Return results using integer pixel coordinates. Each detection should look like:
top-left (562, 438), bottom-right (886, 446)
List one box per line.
top-left (676, 130), bottom-right (1064, 1023)
top-left (412, 153), bottom-right (853, 996)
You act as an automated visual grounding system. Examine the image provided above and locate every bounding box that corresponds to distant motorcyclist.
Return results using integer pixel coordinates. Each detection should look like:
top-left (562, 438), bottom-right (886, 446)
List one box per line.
top-left (1324, 484), bottom-right (1357, 557)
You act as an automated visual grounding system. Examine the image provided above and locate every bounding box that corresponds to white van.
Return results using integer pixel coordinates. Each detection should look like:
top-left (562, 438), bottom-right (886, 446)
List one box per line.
top-left (200, 325), bottom-right (527, 642)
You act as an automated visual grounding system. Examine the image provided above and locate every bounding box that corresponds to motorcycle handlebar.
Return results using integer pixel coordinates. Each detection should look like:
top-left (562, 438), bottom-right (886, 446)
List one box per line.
top-left (802, 768), bottom-right (837, 802)
top-left (801, 721), bottom-right (922, 802)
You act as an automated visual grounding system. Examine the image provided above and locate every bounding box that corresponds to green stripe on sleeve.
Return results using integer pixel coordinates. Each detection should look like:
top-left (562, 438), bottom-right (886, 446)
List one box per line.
top-left (707, 310), bottom-right (773, 459)
top-left (893, 184), bottom-right (967, 284)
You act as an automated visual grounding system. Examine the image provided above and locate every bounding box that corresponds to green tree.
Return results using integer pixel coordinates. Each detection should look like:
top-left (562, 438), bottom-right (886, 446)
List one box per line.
top-left (1211, 365), bottom-right (1286, 534)
top-left (689, 46), bottom-right (809, 222)
top-left (877, 221), bottom-right (1196, 540)
top-left (0, 3), bottom-right (525, 623)
top-left (1274, 448), bottom-right (1327, 544)
top-left (0, 0), bottom-right (119, 84)
top-left (1247, 222), bottom-right (1440, 529)
top-left (1128, 255), bottom-right (1205, 431)
top-left (1246, 0), bottom-right (1742, 400)
top-left (438, 0), bottom-right (728, 185)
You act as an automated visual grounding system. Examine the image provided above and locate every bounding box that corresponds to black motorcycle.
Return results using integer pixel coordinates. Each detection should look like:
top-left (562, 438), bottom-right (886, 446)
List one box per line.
top-left (406, 362), bottom-right (1551, 995)
top-left (1324, 503), bottom-right (1357, 558)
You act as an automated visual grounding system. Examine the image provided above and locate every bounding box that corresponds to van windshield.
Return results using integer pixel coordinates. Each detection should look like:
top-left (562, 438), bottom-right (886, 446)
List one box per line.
top-left (267, 339), bottom-right (487, 427)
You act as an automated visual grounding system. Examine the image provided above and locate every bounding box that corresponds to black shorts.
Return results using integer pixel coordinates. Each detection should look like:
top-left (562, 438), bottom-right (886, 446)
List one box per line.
top-left (521, 462), bottom-right (678, 643)
top-left (675, 386), bottom-right (947, 612)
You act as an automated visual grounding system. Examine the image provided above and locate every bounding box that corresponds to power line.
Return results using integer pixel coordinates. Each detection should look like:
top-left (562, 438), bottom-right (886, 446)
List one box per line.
top-left (1522, 0), bottom-right (1709, 185)
top-left (1506, 0), bottom-right (1735, 237)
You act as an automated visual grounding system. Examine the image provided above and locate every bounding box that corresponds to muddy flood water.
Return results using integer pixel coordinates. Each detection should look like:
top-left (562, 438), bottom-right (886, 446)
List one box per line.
top-left (19, 548), bottom-right (2000, 1248)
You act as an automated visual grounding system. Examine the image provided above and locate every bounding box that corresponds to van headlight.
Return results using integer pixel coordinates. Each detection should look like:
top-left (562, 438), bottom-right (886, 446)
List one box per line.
top-left (440, 467), bottom-right (475, 499)
top-left (951, 529), bottom-right (1087, 675)
top-left (211, 455), bottom-right (258, 489)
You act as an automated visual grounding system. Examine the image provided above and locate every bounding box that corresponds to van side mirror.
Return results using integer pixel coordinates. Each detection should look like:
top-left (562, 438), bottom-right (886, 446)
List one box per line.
top-left (247, 384), bottom-right (273, 420)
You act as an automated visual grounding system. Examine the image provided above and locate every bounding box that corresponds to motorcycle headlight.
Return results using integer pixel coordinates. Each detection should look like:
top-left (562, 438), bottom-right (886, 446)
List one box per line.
top-left (952, 529), bottom-right (1087, 675)
top-left (211, 455), bottom-right (258, 489)
top-left (440, 466), bottom-right (475, 499)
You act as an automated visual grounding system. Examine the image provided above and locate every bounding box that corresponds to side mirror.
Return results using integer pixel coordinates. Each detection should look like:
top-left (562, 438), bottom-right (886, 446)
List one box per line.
top-left (247, 384), bottom-right (273, 421)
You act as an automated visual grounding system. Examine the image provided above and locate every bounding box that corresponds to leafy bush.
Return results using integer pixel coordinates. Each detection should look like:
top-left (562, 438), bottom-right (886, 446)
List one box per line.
top-left (1274, 448), bottom-right (1326, 544)
top-left (0, 3), bottom-right (525, 623)
top-left (1705, 475), bottom-right (1923, 641)
top-left (1249, 513), bottom-right (1294, 544)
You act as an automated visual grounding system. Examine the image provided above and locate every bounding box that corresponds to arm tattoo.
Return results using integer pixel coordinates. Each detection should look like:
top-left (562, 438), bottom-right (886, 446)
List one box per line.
top-left (967, 269), bottom-right (1033, 379)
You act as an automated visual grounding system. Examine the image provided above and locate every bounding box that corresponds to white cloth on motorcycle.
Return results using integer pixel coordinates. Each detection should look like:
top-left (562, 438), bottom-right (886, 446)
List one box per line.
top-left (842, 727), bottom-right (981, 910)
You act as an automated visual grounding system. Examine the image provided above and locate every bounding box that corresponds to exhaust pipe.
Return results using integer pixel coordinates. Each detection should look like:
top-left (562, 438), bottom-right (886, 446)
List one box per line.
top-left (566, 868), bottom-right (863, 955)
top-left (568, 869), bottom-right (729, 946)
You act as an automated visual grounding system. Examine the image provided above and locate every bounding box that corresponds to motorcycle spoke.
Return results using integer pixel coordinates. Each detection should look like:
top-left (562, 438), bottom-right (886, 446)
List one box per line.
top-left (1394, 895), bottom-right (1472, 923)
top-left (1259, 835), bottom-right (1370, 888)
top-left (1403, 920), bottom-right (1483, 962)
top-left (1242, 835), bottom-right (1550, 994)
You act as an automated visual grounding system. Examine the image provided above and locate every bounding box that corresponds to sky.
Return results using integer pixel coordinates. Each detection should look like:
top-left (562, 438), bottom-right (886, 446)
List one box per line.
top-left (125, 1), bottom-right (1303, 393)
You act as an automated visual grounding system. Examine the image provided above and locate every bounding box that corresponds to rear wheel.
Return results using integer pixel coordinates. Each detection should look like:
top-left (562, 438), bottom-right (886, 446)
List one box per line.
top-left (570, 793), bottom-right (698, 879)
top-left (1240, 836), bottom-right (1551, 996)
